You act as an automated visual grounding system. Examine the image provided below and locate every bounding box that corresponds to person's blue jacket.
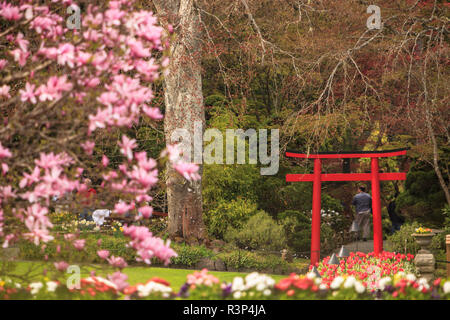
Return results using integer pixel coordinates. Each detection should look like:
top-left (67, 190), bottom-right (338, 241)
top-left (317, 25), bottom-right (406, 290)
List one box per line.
top-left (352, 192), bottom-right (372, 214)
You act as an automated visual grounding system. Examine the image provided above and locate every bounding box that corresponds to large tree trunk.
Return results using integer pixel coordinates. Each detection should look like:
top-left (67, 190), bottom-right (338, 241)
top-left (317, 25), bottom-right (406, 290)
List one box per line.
top-left (153, 0), bottom-right (206, 241)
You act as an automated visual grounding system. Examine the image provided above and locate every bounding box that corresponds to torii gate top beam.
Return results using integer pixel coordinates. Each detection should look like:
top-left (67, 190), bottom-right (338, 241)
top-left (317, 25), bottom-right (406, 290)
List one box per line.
top-left (285, 148), bottom-right (408, 159)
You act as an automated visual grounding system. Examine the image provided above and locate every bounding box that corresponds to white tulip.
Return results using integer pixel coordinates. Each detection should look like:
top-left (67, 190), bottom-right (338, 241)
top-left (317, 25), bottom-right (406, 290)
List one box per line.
top-left (29, 282), bottom-right (43, 295)
top-left (354, 281), bottom-right (365, 294)
top-left (443, 281), bottom-right (450, 294)
top-left (343, 276), bottom-right (357, 289)
top-left (330, 276), bottom-right (344, 289)
top-left (46, 281), bottom-right (58, 292)
top-left (406, 274), bottom-right (416, 282)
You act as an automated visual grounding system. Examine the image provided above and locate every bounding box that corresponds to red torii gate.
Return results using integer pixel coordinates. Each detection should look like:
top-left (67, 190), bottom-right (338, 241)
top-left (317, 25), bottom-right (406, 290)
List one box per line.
top-left (285, 148), bottom-right (408, 265)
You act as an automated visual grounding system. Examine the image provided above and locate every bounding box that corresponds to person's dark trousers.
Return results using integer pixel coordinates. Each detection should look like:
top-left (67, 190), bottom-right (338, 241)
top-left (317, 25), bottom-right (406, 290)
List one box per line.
top-left (355, 210), bottom-right (371, 240)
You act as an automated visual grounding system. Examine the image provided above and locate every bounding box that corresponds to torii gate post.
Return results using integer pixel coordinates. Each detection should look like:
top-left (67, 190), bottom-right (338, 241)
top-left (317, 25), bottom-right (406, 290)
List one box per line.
top-left (311, 158), bottom-right (322, 264)
top-left (286, 148), bottom-right (408, 266)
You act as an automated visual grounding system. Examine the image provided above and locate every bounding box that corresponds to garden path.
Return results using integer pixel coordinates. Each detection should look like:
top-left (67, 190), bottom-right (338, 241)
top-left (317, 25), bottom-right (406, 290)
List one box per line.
top-left (333, 239), bottom-right (396, 255)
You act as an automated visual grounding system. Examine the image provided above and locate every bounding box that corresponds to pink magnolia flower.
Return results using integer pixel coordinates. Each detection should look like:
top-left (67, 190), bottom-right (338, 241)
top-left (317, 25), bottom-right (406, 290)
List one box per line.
top-left (2, 234), bottom-right (15, 248)
top-left (76, 51), bottom-right (92, 66)
top-left (10, 48), bottom-right (29, 67)
top-left (75, 167), bottom-right (84, 177)
top-left (97, 91), bottom-right (118, 107)
top-left (83, 29), bottom-right (102, 42)
top-left (0, 59), bottom-right (7, 70)
top-left (81, 140), bottom-right (95, 156)
top-left (57, 43), bottom-right (75, 67)
top-left (1, 163), bottom-right (8, 175)
top-left (85, 77), bottom-right (100, 88)
top-left (162, 56), bottom-right (170, 67)
top-left (107, 256), bottom-right (128, 269)
top-left (173, 162), bottom-right (201, 181)
top-left (54, 261), bottom-right (69, 272)
top-left (73, 239), bottom-right (86, 251)
top-left (0, 3), bottom-right (22, 20)
top-left (136, 194), bottom-right (152, 203)
top-left (34, 152), bottom-right (73, 169)
top-left (127, 38), bottom-right (150, 58)
top-left (15, 32), bottom-right (29, 52)
top-left (122, 225), bottom-right (177, 265)
top-left (138, 205), bottom-right (153, 219)
top-left (30, 14), bottom-right (62, 37)
top-left (0, 85), bottom-right (11, 98)
top-left (97, 250), bottom-right (110, 259)
top-left (37, 75), bottom-right (73, 102)
top-left (88, 107), bottom-right (110, 133)
top-left (19, 166), bottom-right (41, 188)
top-left (135, 152), bottom-right (156, 169)
top-left (118, 164), bottom-right (128, 175)
top-left (0, 185), bottom-right (16, 200)
top-left (114, 201), bottom-right (134, 215)
top-left (0, 142), bottom-right (12, 158)
top-left (64, 233), bottom-right (76, 241)
top-left (23, 203), bottom-right (54, 245)
top-left (118, 135), bottom-right (137, 161)
top-left (142, 105), bottom-right (163, 120)
top-left (102, 155), bottom-right (109, 167)
top-left (135, 60), bottom-right (159, 81)
top-left (19, 83), bottom-right (37, 104)
top-left (102, 170), bottom-right (118, 181)
top-left (23, 228), bottom-right (54, 246)
top-left (161, 145), bottom-right (182, 163)
top-left (130, 167), bottom-right (158, 188)
top-left (105, 8), bottom-right (125, 25)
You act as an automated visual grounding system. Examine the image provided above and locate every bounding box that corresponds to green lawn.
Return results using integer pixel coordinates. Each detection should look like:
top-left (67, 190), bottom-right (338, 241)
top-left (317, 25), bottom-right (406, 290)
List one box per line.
top-left (3, 261), bottom-right (286, 291)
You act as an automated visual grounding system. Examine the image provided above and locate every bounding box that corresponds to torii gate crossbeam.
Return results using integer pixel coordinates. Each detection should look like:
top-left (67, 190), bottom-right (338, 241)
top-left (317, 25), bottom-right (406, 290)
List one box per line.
top-left (285, 148), bottom-right (408, 266)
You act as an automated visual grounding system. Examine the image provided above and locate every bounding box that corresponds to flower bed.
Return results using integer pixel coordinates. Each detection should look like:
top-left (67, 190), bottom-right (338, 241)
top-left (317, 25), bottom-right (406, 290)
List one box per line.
top-left (1, 252), bottom-right (449, 300)
top-left (315, 251), bottom-right (416, 290)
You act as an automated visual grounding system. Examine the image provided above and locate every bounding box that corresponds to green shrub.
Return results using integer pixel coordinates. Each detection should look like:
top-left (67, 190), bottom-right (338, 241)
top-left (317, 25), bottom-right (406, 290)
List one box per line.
top-left (18, 233), bottom-right (136, 264)
top-left (169, 243), bottom-right (214, 267)
top-left (430, 205), bottom-right (450, 260)
top-left (396, 169), bottom-right (447, 226)
top-left (257, 177), bottom-right (344, 219)
top-left (279, 210), bottom-right (310, 254)
top-left (217, 250), bottom-right (290, 273)
top-left (146, 217), bottom-right (168, 236)
top-left (224, 211), bottom-right (287, 251)
top-left (278, 210), bottom-right (336, 255)
top-left (203, 163), bottom-right (261, 212)
top-left (385, 222), bottom-right (420, 254)
top-left (205, 198), bottom-right (261, 239)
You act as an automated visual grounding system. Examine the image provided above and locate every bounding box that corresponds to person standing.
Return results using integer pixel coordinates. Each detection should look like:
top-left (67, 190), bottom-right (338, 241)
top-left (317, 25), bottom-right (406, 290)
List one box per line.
top-left (387, 195), bottom-right (404, 234)
top-left (351, 185), bottom-right (372, 241)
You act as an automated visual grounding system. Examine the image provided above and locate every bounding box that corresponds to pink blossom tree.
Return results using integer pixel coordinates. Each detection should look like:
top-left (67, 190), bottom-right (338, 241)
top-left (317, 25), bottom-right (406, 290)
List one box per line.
top-left (0, 0), bottom-right (198, 285)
